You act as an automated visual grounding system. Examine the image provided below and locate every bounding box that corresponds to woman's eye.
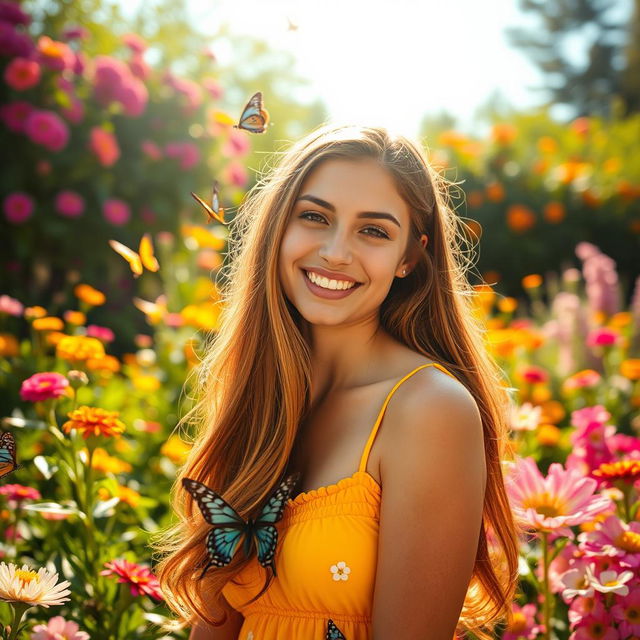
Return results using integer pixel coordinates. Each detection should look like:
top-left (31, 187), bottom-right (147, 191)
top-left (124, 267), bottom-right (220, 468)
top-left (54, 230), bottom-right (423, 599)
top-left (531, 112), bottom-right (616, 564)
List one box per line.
top-left (298, 211), bottom-right (389, 239)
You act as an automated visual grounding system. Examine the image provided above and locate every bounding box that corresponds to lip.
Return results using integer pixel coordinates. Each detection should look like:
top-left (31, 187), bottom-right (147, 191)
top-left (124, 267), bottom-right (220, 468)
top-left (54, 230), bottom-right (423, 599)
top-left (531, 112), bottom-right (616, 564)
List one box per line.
top-left (301, 266), bottom-right (360, 283)
top-left (301, 268), bottom-right (362, 300)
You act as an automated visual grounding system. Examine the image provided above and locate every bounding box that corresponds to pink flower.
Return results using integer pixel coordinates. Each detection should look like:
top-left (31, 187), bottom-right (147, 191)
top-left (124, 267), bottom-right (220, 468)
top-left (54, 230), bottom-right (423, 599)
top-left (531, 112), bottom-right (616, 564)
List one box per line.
top-left (225, 161), bottom-right (248, 188)
top-left (564, 369), bottom-right (602, 390)
top-left (100, 558), bottom-right (163, 601)
top-left (61, 95), bottom-right (84, 124)
top-left (140, 140), bottom-right (162, 160)
top-left (128, 54), bottom-right (150, 81)
top-left (24, 109), bottom-right (69, 152)
top-left (89, 126), bottom-right (120, 167)
top-left (55, 190), bottom-right (85, 218)
top-left (0, 100), bottom-right (33, 133)
top-left (573, 611), bottom-right (618, 640)
top-left (611, 588), bottom-right (640, 637)
top-left (164, 141), bottom-right (200, 170)
top-left (36, 35), bottom-right (74, 72)
top-left (140, 205), bottom-right (156, 224)
top-left (86, 325), bottom-right (115, 343)
top-left (103, 198), bottom-right (130, 226)
top-left (0, 294), bottom-right (23, 316)
top-left (4, 57), bottom-right (40, 90)
top-left (222, 129), bottom-right (250, 157)
top-left (31, 615), bottom-right (90, 640)
top-left (20, 372), bottom-right (69, 403)
top-left (502, 602), bottom-right (543, 640)
top-left (0, 22), bottom-right (34, 58)
top-left (164, 73), bottom-right (202, 112)
top-left (202, 76), bottom-right (223, 99)
top-left (61, 25), bottom-right (90, 41)
top-left (519, 365), bottom-right (549, 384)
top-left (505, 456), bottom-right (614, 535)
top-left (0, 483), bottom-right (41, 504)
top-left (578, 514), bottom-right (640, 569)
top-left (92, 55), bottom-right (148, 117)
top-left (586, 327), bottom-right (620, 348)
top-left (122, 32), bottom-right (147, 54)
top-left (0, 1), bottom-right (31, 26)
top-left (116, 76), bottom-right (148, 117)
top-left (3, 191), bottom-right (34, 224)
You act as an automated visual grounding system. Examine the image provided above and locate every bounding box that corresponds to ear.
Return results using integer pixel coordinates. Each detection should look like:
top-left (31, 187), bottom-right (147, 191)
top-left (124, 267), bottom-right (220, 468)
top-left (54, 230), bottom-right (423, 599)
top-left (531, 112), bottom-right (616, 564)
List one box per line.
top-left (397, 234), bottom-right (428, 278)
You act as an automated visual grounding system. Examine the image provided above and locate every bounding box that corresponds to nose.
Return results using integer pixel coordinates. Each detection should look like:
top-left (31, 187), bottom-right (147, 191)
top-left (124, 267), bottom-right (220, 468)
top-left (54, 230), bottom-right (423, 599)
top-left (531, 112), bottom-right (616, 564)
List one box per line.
top-left (317, 229), bottom-right (352, 265)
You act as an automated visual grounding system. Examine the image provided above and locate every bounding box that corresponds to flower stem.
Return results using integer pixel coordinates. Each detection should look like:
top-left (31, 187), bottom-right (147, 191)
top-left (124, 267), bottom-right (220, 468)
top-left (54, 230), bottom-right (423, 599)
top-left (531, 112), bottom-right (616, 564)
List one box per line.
top-left (6, 601), bottom-right (30, 640)
top-left (541, 531), bottom-right (552, 640)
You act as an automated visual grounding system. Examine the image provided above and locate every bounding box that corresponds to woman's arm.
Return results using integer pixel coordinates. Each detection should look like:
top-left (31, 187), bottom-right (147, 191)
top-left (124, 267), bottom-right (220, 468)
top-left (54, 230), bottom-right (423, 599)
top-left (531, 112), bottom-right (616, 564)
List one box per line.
top-left (371, 376), bottom-right (486, 640)
top-left (189, 593), bottom-right (245, 640)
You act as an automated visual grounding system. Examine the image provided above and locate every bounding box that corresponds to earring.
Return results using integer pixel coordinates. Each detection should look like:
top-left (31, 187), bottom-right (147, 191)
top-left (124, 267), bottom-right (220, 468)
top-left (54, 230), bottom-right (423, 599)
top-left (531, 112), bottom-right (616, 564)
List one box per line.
top-left (402, 268), bottom-right (407, 276)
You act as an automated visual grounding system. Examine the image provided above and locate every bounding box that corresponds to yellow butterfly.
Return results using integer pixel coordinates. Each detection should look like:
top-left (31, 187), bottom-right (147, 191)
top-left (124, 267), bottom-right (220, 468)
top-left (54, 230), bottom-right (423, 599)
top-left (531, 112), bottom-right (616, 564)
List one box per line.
top-left (191, 181), bottom-right (225, 224)
top-left (109, 233), bottom-right (159, 278)
top-left (286, 17), bottom-right (299, 31)
top-left (132, 294), bottom-right (167, 322)
top-left (232, 91), bottom-right (270, 134)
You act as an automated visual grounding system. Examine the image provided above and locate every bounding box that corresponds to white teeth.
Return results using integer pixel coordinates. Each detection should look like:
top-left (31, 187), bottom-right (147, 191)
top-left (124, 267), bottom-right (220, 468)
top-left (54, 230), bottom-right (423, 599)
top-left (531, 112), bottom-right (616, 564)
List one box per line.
top-left (305, 270), bottom-right (356, 291)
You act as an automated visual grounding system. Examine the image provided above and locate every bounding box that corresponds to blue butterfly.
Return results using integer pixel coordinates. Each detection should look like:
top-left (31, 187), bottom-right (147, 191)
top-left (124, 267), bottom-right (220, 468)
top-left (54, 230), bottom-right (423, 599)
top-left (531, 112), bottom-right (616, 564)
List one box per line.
top-left (0, 431), bottom-right (21, 480)
top-left (232, 91), bottom-right (270, 134)
top-left (182, 472), bottom-right (300, 580)
top-left (326, 619), bottom-right (347, 639)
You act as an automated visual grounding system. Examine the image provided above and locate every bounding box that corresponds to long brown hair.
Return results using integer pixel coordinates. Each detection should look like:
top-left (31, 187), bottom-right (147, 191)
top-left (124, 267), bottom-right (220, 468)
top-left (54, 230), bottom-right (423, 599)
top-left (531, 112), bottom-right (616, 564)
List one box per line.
top-left (150, 123), bottom-right (522, 638)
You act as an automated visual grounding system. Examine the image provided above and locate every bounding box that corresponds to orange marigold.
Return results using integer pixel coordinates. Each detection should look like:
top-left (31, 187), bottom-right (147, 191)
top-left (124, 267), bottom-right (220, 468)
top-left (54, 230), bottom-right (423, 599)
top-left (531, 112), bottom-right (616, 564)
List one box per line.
top-left (62, 406), bottom-right (126, 440)
top-left (56, 335), bottom-right (105, 363)
top-left (620, 359), bottom-right (640, 381)
top-left (0, 333), bottom-right (19, 357)
top-left (507, 204), bottom-right (536, 233)
top-left (33, 316), bottom-right (64, 332)
top-left (24, 306), bottom-right (47, 320)
top-left (74, 284), bottom-right (106, 306)
top-left (63, 310), bottom-right (86, 325)
top-left (593, 459), bottom-right (640, 486)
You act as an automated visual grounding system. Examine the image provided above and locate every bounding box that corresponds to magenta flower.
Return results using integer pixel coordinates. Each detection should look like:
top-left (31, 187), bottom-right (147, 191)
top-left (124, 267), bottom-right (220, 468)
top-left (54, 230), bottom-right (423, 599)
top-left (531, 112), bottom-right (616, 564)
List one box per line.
top-left (573, 611), bottom-right (618, 640)
top-left (3, 191), bottom-right (34, 224)
top-left (0, 294), bottom-right (23, 316)
top-left (103, 198), bottom-right (130, 226)
top-left (92, 55), bottom-right (148, 117)
top-left (222, 129), bottom-right (251, 157)
top-left (24, 109), bottom-right (69, 152)
top-left (89, 126), bottom-right (120, 167)
top-left (505, 456), bottom-right (614, 535)
top-left (0, 21), bottom-right (34, 58)
top-left (86, 324), bottom-right (115, 343)
top-left (611, 588), bottom-right (640, 637)
top-left (0, 483), bottom-right (42, 504)
top-left (122, 32), bottom-right (147, 54)
top-left (587, 327), bottom-right (620, 348)
top-left (128, 54), bottom-right (150, 81)
top-left (225, 161), bottom-right (249, 188)
top-left (61, 25), bottom-right (90, 41)
top-left (116, 76), bottom-right (148, 117)
top-left (20, 372), bottom-right (69, 403)
top-left (0, 100), bottom-right (34, 133)
top-left (31, 615), bottom-right (90, 640)
top-left (100, 558), bottom-right (163, 601)
top-left (36, 35), bottom-right (74, 72)
top-left (164, 141), bottom-right (200, 170)
top-left (0, 1), bottom-right (32, 25)
top-left (140, 139), bottom-right (162, 160)
top-left (577, 514), bottom-right (640, 569)
top-left (4, 57), bottom-right (40, 90)
top-left (55, 190), bottom-right (85, 218)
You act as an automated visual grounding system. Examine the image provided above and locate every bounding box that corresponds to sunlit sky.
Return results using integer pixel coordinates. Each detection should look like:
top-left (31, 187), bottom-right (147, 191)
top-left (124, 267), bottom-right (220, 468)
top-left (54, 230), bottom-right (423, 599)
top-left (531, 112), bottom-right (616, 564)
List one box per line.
top-left (118, 0), bottom-right (628, 139)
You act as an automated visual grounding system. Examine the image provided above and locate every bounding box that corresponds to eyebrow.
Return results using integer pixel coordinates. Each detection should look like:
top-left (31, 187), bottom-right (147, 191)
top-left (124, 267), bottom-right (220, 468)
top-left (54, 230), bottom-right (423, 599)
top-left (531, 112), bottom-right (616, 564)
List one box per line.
top-left (295, 194), bottom-right (401, 228)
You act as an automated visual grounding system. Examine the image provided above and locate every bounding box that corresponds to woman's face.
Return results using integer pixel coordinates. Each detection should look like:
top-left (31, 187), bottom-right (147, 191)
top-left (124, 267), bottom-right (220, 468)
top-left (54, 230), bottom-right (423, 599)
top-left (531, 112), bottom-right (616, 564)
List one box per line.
top-left (278, 157), bottom-right (417, 327)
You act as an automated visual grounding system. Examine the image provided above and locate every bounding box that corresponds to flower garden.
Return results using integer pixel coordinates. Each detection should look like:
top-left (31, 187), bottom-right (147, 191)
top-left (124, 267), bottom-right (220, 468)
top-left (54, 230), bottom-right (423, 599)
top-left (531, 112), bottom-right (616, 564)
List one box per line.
top-left (1, 1), bottom-right (640, 639)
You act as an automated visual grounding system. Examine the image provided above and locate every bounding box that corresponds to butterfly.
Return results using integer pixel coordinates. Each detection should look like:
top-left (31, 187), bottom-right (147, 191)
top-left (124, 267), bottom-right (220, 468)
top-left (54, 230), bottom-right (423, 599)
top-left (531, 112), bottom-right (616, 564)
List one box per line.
top-left (232, 91), bottom-right (270, 134)
top-left (109, 233), bottom-right (159, 278)
top-left (326, 619), bottom-right (347, 639)
top-left (286, 16), bottom-right (299, 31)
top-left (182, 471), bottom-right (300, 580)
top-left (191, 180), bottom-right (225, 224)
top-left (0, 431), bottom-right (22, 479)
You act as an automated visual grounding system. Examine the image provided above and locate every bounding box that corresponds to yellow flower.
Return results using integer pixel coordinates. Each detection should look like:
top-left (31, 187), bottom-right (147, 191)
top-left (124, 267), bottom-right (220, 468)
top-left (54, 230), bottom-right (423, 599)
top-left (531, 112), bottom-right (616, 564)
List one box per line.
top-left (86, 354), bottom-right (120, 373)
top-left (620, 359), bottom-right (640, 381)
top-left (536, 424), bottom-right (560, 447)
top-left (85, 447), bottom-right (132, 474)
top-left (0, 562), bottom-right (71, 607)
top-left (32, 316), bottom-right (64, 332)
top-left (537, 136), bottom-right (558, 154)
top-left (98, 484), bottom-right (140, 508)
top-left (133, 375), bottom-right (160, 392)
top-left (45, 331), bottom-right (68, 347)
top-left (609, 312), bottom-right (631, 329)
top-left (497, 297), bottom-right (518, 313)
top-left (0, 333), bottom-right (19, 357)
top-left (74, 284), bottom-right (106, 307)
top-left (56, 335), bottom-right (105, 363)
top-left (62, 406), bottom-right (126, 440)
top-left (161, 434), bottom-right (192, 465)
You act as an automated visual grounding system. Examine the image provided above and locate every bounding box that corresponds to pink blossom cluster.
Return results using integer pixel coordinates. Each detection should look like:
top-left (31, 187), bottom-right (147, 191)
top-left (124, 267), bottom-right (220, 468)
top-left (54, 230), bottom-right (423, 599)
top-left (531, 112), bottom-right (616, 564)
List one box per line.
top-left (576, 242), bottom-right (621, 317)
top-left (0, 293), bottom-right (23, 315)
top-left (31, 616), bottom-right (90, 640)
top-left (162, 71), bottom-right (203, 113)
top-left (86, 324), bottom-right (115, 343)
top-left (20, 371), bottom-right (70, 402)
top-left (565, 405), bottom-right (640, 480)
top-left (164, 141), bottom-right (200, 171)
top-left (92, 55), bottom-right (148, 117)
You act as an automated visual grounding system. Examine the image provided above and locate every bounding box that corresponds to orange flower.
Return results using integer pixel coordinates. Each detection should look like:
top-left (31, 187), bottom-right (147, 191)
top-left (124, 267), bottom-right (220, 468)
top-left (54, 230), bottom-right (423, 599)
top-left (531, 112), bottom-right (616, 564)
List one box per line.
top-left (74, 284), bottom-right (106, 306)
top-left (24, 306), bottom-right (47, 320)
top-left (45, 331), bottom-right (68, 347)
top-left (616, 180), bottom-right (640, 202)
top-left (532, 159), bottom-right (549, 175)
top-left (56, 335), bottom-right (105, 363)
top-left (620, 359), bottom-right (640, 381)
top-left (609, 312), bottom-right (632, 329)
top-left (570, 117), bottom-right (590, 137)
top-left (537, 137), bottom-right (557, 154)
top-left (63, 310), bottom-right (86, 325)
top-left (437, 129), bottom-right (467, 148)
top-left (497, 297), bottom-right (517, 313)
top-left (507, 204), bottom-right (536, 233)
top-left (491, 123), bottom-right (517, 145)
top-left (467, 191), bottom-right (484, 208)
top-left (161, 434), bottom-right (192, 464)
top-left (85, 447), bottom-right (132, 474)
top-left (603, 157), bottom-right (621, 174)
top-left (538, 400), bottom-right (566, 424)
top-left (581, 188), bottom-right (601, 208)
top-left (485, 181), bottom-right (505, 202)
top-left (537, 424), bottom-right (560, 447)
top-left (543, 201), bottom-right (565, 224)
top-left (522, 274), bottom-right (542, 289)
top-left (62, 406), bottom-right (126, 440)
top-left (33, 316), bottom-right (64, 331)
top-left (463, 219), bottom-right (482, 241)
top-left (593, 459), bottom-right (640, 487)
top-left (86, 354), bottom-right (120, 373)
top-left (0, 333), bottom-right (19, 357)
top-left (97, 484), bottom-right (140, 508)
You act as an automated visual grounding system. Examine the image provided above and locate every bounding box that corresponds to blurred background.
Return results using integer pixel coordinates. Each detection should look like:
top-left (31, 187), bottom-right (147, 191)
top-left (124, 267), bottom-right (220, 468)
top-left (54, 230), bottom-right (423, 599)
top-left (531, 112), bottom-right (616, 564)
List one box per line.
top-left (1, 2), bottom-right (640, 638)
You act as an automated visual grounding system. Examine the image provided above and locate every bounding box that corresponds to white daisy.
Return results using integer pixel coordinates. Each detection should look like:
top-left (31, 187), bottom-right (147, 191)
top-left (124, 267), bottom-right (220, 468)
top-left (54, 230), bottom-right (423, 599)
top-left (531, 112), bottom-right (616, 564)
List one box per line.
top-left (585, 564), bottom-right (634, 596)
top-left (330, 561), bottom-right (351, 581)
top-left (0, 562), bottom-right (71, 607)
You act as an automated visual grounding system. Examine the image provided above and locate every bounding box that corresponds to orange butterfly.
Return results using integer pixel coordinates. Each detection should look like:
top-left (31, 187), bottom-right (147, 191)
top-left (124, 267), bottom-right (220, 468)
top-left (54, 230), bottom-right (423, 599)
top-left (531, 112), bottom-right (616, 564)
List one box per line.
top-left (232, 91), bottom-right (270, 134)
top-left (286, 17), bottom-right (299, 31)
top-left (0, 430), bottom-right (21, 479)
top-left (191, 181), bottom-right (225, 224)
top-left (109, 233), bottom-right (159, 278)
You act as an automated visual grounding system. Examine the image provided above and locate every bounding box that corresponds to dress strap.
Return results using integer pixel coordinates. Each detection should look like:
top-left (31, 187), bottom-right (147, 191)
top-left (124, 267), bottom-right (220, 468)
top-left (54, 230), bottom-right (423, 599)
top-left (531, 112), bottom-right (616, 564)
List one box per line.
top-left (357, 362), bottom-right (458, 473)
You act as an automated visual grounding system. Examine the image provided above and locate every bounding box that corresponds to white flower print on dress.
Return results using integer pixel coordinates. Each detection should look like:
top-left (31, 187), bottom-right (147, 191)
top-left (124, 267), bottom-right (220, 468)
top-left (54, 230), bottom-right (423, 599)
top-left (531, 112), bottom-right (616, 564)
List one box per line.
top-left (330, 561), bottom-right (351, 581)
top-left (247, 632), bottom-right (254, 640)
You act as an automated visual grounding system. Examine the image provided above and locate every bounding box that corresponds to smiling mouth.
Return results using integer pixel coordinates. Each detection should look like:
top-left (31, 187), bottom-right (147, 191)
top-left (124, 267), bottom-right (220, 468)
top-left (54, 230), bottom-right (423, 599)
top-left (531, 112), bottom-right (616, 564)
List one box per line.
top-left (302, 269), bottom-right (363, 290)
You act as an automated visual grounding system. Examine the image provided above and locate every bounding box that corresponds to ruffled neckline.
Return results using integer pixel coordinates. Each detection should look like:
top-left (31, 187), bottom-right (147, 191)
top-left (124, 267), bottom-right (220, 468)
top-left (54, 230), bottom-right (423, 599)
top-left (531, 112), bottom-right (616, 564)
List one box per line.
top-left (285, 470), bottom-right (381, 509)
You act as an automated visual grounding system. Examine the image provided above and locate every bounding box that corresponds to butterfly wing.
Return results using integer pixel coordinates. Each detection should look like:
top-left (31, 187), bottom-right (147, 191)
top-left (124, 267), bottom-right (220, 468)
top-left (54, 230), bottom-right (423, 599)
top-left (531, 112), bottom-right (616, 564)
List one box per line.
top-left (182, 478), bottom-right (246, 528)
top-left (233, 91), bottom-right (269, 134)
top-left (138, 233), bottom-right (159, 272)
top-left (109, 239), bottom-right (143, 277)
top-left (326, 619), bottom-right (347, 639)
top-left (0, 431), bottom-right (18, 479)
top-left (190, 181), bottom-right (225, 224)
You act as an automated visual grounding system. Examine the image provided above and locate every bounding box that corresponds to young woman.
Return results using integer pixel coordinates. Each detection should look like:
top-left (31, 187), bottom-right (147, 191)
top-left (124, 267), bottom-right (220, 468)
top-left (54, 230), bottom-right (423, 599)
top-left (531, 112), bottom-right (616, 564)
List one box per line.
top-left (152, 124), bottom-right (521, 640)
